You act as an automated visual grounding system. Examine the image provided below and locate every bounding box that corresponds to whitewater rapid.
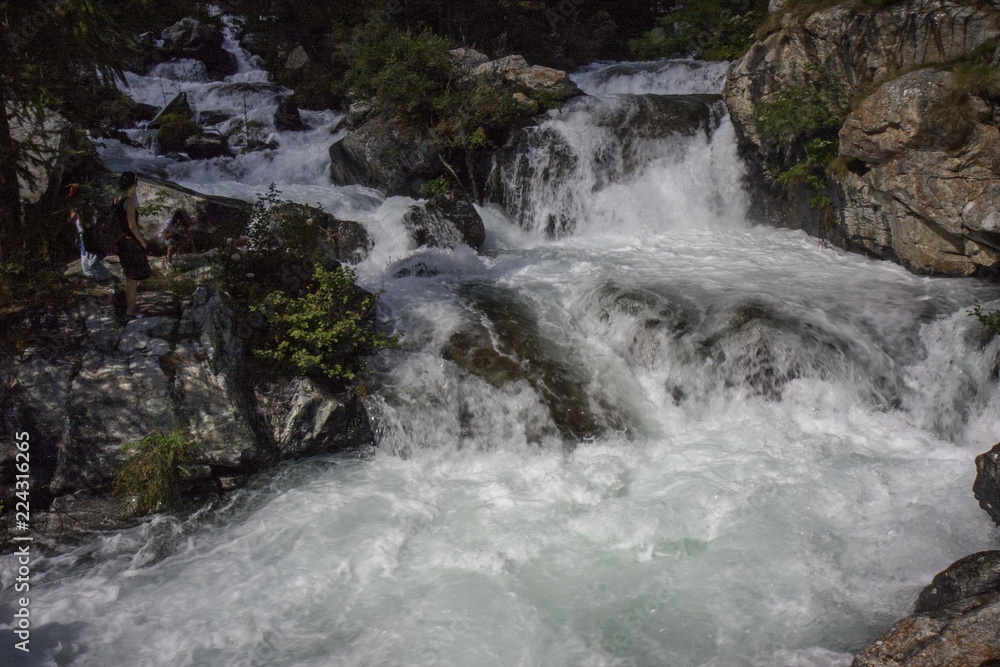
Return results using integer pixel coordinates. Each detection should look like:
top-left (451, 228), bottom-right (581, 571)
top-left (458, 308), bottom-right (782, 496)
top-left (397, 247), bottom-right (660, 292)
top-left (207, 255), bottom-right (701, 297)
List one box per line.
top-left (3, 42), bottom-right (1000, 666)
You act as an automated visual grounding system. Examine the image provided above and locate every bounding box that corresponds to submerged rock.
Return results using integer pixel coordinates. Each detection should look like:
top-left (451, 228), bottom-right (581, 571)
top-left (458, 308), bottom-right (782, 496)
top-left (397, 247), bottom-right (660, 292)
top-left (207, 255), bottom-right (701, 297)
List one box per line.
top-left (442, 284), bottom-right (609, 441)
top-left (852, 551), bottom-right (1000, 666)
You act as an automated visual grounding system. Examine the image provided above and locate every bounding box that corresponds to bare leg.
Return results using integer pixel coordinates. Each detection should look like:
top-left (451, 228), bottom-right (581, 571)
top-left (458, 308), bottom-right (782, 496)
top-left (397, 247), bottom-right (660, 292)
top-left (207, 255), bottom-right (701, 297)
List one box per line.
top-left (166, 245), bottom-right (175, 263)
top-left (125, 278), bottom-right (138, 316)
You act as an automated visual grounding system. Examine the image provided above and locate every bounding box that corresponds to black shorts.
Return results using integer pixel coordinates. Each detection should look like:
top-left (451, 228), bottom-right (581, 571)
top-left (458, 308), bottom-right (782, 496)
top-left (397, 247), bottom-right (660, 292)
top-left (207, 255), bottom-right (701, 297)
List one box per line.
top-left (118, 236), bottom-right (152, 281)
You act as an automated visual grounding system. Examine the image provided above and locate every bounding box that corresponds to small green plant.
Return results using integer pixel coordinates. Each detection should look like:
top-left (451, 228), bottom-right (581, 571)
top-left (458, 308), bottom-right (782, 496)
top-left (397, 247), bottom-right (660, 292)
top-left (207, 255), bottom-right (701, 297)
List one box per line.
top-left (253, 265), bottom-right (401, 381)
top-left (137, 191), bottom-right (171, 218)
top-left (113, 431), bottom-right (197, 514)
top-left (420, 176), bottom-right (452, 199)
top-left (971, 303), bottom-right (1000, 337)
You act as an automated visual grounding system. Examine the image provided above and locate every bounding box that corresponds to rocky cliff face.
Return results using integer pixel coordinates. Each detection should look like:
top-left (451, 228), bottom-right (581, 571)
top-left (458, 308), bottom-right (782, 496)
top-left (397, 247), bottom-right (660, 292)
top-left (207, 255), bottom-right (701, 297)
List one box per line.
top-left (724, 0), bottom-right (1000, 276)
top-left (0, 282), bottom-right (372, 532)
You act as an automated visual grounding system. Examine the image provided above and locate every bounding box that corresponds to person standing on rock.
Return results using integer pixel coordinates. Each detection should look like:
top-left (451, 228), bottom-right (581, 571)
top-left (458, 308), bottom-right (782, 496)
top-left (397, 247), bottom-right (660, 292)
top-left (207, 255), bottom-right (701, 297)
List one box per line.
top-left (114, 172), bottom-right (152, 319)
top-left (66, 184), bottom-right (113, 282)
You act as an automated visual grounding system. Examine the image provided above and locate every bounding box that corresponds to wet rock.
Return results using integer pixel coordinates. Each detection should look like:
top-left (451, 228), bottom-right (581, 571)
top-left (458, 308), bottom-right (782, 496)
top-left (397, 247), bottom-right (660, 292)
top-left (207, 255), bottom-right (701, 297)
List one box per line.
top-left (197, 110), bottom-right (233, 127)
top-left (853, 551), bottom-right (1000, 666)
top-left (256, 377), bottom-right (373, 459)
top-left (403, 191), bottom-right (486, 250)
top-left (490, 94), bottom-right (724, 232)
top-left (974, 443), bottom-right (1000, 525)
top-left (149, 92), bottom-right (195, 130)
top-left (160, 18), bottom-right (237, 80)
top-left (184, 131), bottom-right (232, 160)
top-left (442, 284), bottom-right (605, 441)
top-left (274, 96), bottom-right (307, 132)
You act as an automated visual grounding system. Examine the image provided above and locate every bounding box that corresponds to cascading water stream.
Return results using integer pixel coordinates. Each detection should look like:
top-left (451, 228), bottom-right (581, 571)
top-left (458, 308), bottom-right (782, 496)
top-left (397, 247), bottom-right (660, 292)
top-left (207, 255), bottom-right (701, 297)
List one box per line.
top-left (3, 48), bottom-right (1000, 666)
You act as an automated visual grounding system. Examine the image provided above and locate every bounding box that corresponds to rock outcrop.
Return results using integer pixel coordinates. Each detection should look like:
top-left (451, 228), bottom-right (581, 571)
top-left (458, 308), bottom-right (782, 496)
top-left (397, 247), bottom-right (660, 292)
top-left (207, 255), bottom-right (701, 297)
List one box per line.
top-left (158, 18), bottom-right (237, 80)
top-left (0, 283), bottom-right (372, 529)
top-left (837, 69), bottom-right (1000, 275)
top-left (328, 53), bottom-right (580, 197)
top-left (266, 202), bottom-right (373, 264)
top-left (724, 0), bottom-right (1000, 277)
top-left (852, 551), bottom-right (1000, 666)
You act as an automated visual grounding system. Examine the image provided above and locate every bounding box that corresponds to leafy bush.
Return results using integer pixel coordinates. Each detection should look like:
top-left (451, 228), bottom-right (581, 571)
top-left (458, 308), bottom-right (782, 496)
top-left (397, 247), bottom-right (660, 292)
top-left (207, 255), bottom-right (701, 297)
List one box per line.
top-left (342, 18), bottom-right (454, 126)
top-left (113, 431), bottom-right (196, 514)
top-left (631, 0), bottom-right (767, 61)
top-left (252, 265), bottom-right (400, 381)
top-left (758, 67), bottom-right (850, 144)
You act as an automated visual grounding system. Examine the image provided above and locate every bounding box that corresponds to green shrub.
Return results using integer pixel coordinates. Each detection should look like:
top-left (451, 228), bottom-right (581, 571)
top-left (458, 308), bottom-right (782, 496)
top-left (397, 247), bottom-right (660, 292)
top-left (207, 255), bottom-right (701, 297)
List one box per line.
top-left (631, 0), bottom-right (767, 61)
top-left (252, 265), bottom-right (401, 381)
top-left (113, 431), bottom-right (197, 514)
top-left (342, 18), bottom-right (453, 126)
top-left (971, 304), bottom-right (1000, 336)
top-left (758, 67), bottom-right (850, 144)
top-left (157, 114), bottom-right (200, 153)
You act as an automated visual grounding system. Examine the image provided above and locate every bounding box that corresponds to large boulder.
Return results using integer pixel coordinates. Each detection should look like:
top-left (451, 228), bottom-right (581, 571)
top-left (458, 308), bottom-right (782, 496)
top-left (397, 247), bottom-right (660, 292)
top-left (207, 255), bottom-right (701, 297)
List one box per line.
top-left (472, 55), bottom-right (582, 101)
top-left (8, 106), bottom-right (71, 209)
top-left (159, 18), bottom-right (237, 80)
top-left (266, 202), bottom-right (373, 264)
top-left (274, 96), bottom-right (307, 132)
top-left (329, 113), bottom-right (447, 197)
top-left (852, 551), bottom-right (1000, 666)
top-left (133, 175), bottom-right (249, 254)
top-left (403, 191), bottom-right (487, 250)
top-left (836, 69), bottom-right (1000, 276)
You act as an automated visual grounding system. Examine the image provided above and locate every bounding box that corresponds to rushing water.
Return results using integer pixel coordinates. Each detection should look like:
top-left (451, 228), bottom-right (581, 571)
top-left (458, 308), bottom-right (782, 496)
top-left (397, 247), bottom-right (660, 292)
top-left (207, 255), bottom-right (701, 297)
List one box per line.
top-left (4, 34), bottom-right (1000, 666)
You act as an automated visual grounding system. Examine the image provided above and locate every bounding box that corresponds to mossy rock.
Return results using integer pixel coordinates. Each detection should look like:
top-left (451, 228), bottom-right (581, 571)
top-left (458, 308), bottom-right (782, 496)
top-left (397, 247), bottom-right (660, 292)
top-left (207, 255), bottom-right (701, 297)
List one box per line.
top-left (158, 114), bottom-right (201, 154)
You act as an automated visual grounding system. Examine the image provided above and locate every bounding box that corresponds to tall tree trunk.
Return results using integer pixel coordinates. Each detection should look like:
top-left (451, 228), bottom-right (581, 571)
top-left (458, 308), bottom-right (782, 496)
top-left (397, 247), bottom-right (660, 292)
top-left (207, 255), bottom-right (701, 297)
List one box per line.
top-left (0, 82), bottom-right (24, 265)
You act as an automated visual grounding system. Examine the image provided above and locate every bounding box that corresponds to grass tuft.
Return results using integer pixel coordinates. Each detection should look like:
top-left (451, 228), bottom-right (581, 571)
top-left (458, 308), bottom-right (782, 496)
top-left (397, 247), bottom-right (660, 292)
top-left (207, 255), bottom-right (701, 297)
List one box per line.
top-left (113, 431), bottom-right (197, 514)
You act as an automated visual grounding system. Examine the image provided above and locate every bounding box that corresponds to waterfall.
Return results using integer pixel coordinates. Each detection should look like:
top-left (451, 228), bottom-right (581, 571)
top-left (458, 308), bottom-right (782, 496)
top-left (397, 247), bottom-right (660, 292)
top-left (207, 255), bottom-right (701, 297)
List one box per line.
top-left (3, 56), bottom-right (1000, 667)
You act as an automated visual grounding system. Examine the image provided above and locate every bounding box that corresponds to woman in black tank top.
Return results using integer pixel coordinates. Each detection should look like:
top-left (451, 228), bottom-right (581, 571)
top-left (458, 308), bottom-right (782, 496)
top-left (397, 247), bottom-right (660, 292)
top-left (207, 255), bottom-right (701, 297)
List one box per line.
top-left (114, 172), bottom-right (151, 318)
